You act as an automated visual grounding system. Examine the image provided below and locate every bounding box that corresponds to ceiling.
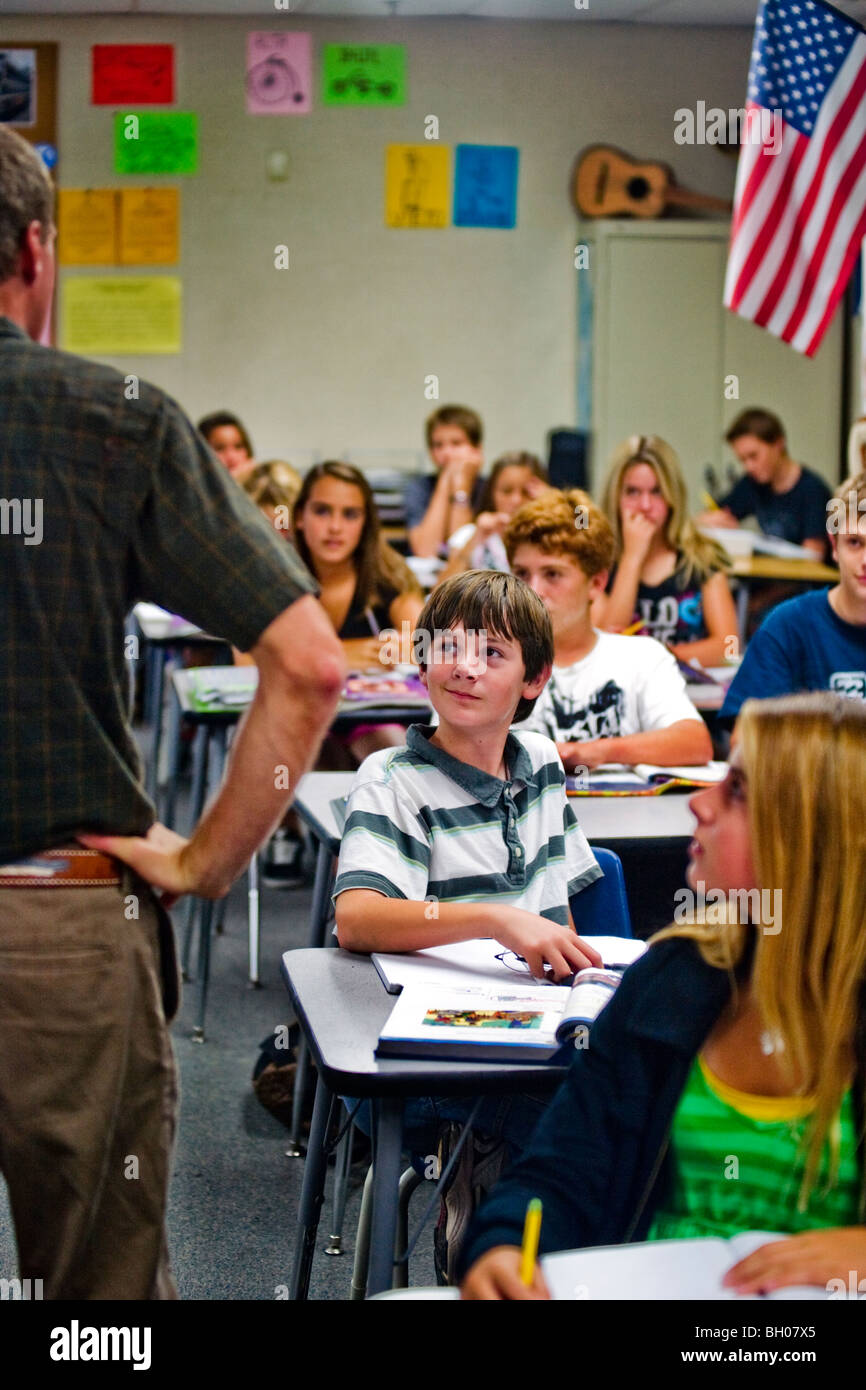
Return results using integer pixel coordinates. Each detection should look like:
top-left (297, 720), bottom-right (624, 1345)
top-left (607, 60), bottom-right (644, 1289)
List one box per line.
top-left (3, 0), bottom-right (866, 24)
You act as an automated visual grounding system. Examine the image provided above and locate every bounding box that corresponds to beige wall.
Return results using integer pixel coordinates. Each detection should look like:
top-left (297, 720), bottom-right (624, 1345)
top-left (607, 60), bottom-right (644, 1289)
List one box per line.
top-left (4, 14), bottom-right (761, 468)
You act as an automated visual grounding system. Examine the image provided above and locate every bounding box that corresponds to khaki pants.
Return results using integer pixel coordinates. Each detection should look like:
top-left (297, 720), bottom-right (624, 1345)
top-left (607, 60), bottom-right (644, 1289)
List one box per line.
top-left (0, 873), bottom-right (180, 1299)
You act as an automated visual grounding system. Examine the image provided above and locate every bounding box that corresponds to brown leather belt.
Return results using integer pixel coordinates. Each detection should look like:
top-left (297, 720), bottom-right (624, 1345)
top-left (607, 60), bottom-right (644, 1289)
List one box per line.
top-left (0, 848), bottom-right (122, 888)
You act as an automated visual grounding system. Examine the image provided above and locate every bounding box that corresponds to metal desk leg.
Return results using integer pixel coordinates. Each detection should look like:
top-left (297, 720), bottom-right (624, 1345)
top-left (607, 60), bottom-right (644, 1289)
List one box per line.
top-left (161, 679), bottom-right (184, 830)
top-left (146, 647), bottom-right (168, 804)
top-left (736, 579), bottom-right (749, 650)
top-left (142, 642), bottom-right (157, 726)
top-left (350, 1165), bottom-right (374, 1301)
top-left (290, 1078), bottom-right (336, 1301)
top-left (189, 725), bottom-right (227, 1035)
top-left (324, 1118), bottom-right (354, 1256)
top-left (286, 846), bottom-right (336, 1157)
top-left (308, 841), bottom-right (336, 949)
top-left (192, 898), bottom-right (215, 1044)
top-left (248, 852), bottom-right (261, 986)
top-left (286, 1043), bottom-right (311, 1159)
top-left (125, 613), bottom-right (140, 720)
top-left (366, 1096), bottom-right (405, 1297)
top-left (181, 725), bottom-right (211, 980)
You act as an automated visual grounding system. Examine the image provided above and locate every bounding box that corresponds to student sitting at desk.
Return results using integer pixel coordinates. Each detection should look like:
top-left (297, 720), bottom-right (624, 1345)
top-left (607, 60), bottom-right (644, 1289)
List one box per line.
top-left (294, 461), bottom-right (424, 765)
top-left (334, 572), bottom-right (603, 1248)
top-left (436, 451), bottom-right (551, 584)
top-left (595, 435), bottom-right (737, 669)
top-left (695, 407), bottom-right (831, 558)
top-left (505, 491), bottom-right (712, 772)
top-left (405, 404), bottom-right (486, 558)
top-left (197, 409), bottom-right (257, 484)
top-left (460, 691), bottom-right (866, 1299)
top-left (721, 472), bottom-right (866, 721)
top-left (334, 571), bottom-right (601, 970)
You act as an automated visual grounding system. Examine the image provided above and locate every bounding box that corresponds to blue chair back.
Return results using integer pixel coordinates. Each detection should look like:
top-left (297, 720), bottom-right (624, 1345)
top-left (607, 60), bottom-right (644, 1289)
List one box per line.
top-left (569, 846), bottom-right (632, 938)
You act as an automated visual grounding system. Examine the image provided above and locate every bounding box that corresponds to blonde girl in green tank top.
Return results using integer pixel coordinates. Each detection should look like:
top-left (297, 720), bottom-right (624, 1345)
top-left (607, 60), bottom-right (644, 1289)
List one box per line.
top-left (651, 692), bottom-right (866, 1295)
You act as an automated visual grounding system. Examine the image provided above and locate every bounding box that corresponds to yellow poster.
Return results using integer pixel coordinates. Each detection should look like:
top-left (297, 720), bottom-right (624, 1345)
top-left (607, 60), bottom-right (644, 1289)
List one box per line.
top-left (58, 189), bottom-right (118, 265)
top-left (385, 144), bottom-right (449, 229)
top-left (119, 188), bottom-right (179, 265)
top-left (61, 277), bottom-right (181, 354)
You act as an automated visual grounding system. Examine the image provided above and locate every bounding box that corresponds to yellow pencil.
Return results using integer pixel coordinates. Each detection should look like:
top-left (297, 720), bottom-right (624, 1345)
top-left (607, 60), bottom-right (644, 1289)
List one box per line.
top-left (701, 491), bottom-right (720, 510)
top-left (620, 619), bottom-right (644, 636)
top-left (519, 1197), bottom-right (542, 1286)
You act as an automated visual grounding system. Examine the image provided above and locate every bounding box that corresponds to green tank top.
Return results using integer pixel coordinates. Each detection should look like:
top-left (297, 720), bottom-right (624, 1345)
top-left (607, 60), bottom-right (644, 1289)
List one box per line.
top-left (647, 1055), bottom-right (861, 1243)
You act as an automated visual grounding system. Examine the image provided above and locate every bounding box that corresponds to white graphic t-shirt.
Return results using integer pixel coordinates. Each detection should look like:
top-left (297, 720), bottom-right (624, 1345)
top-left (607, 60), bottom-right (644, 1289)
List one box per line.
top-left (520, 631), bottom-right (704, 743)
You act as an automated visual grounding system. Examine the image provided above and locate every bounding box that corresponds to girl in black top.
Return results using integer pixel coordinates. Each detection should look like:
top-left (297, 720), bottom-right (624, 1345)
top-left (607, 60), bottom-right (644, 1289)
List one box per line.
top-left (596, 435), bottom-right (738, 669)
top-left (293, 461), bottom-right (423, 763)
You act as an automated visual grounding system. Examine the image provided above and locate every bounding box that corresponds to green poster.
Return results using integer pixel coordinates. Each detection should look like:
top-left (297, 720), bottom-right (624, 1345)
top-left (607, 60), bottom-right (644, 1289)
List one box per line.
top-left (322, 44), bottom-right (405, 105)
top-left (114, 112), bottom-right (198, 175)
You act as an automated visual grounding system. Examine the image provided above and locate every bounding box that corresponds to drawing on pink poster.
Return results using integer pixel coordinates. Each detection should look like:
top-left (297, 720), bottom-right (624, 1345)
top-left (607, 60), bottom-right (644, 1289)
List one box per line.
top-left (246, 32), bottom-right (311, 115)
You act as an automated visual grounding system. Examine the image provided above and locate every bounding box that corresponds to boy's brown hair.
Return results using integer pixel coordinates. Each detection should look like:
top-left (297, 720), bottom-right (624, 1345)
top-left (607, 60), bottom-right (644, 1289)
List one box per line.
top-left (504, 488), bottom-right (616, 580)
top-left (415, 570), bottom-right (552, 724)
top-left (725, 407), bottom-right (785, 445)
top-left (424, 404), bottom-right (483, 449)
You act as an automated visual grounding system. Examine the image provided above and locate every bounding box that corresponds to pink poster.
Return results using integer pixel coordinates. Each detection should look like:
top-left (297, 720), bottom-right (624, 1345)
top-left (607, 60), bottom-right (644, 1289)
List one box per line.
top-left (246, 32), bottom-right (311, 115)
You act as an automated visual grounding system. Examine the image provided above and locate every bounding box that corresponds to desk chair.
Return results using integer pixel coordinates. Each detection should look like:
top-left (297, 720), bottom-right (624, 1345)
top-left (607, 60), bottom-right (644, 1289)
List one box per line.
top-left (340, 846), bottom-right (633, 1296)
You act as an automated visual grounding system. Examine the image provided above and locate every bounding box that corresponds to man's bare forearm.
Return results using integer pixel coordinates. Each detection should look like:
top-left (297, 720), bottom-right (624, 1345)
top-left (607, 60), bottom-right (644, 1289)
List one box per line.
top-left (183, 599), bottom-right (345, 894)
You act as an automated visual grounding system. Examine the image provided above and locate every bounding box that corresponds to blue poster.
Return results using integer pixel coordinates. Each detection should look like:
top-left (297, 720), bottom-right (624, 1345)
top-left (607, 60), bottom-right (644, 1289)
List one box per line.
top-left (454, 144), bottom-right (518, 229)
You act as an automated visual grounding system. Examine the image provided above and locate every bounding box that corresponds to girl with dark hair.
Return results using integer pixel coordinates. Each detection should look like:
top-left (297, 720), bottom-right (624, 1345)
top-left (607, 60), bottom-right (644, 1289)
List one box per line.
top-left (293, 461), bottom-right (424, 763)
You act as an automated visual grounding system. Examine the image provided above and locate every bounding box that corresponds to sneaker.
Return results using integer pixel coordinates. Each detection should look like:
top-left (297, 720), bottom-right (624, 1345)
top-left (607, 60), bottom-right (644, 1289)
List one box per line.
top-left (433, 1123), bottom-right (507, 1285)
top-left (261, 829), bottom-right (305, 889)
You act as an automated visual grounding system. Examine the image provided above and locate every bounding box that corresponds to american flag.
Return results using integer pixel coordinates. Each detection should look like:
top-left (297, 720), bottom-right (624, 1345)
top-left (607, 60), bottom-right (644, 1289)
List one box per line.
top-left (724, 0), bottom-right (866, 357)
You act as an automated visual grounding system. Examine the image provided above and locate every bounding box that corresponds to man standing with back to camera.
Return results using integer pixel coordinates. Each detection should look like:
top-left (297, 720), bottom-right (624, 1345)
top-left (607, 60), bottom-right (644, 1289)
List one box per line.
top-left (0, 128), bottom-right (345, 1299)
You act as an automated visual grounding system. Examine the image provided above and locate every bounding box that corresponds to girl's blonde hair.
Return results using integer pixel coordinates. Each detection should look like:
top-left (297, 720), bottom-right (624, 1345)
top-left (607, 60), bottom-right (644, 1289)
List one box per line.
top-left (653, 692), bottom-right (866, 1209)
top-left (292, 461), bottom-right (421, 610)
top-left (602, 435), bottom-right (730, 587)
top-left (241, 459), bottom-right (303, 514)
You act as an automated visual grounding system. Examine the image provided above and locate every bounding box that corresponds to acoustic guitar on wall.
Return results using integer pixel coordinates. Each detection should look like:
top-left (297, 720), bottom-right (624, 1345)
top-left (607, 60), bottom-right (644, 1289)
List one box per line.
top-left (573, 145), bottom-right (732, 219)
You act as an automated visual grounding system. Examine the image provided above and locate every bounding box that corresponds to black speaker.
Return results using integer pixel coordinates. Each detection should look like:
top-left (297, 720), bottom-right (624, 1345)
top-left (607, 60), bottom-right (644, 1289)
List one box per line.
top-left (547, 428), bottom-right (590, 492)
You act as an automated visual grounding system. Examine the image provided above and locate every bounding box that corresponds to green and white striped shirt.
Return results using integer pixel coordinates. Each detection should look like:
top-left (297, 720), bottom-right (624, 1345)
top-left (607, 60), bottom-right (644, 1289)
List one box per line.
top-left (333, 725), bottom-right (602, 925)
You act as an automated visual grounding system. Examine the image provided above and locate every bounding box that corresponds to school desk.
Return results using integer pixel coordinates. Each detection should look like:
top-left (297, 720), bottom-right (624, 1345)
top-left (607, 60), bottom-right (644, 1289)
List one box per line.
top-left (164, 671), bottom-right (431, 1041)
top-left (286, 771), bottom-right (695, 1155)
top-left (729, 556), bottom-right (838, 642)
top-left (281, 946), bottom-right (569, 1300)
top-left (132, 602), bottom-right (227, 805)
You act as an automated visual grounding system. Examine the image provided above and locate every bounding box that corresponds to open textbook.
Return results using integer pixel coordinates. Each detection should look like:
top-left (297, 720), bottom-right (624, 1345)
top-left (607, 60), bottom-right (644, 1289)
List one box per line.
top-left (567, 761), bottom-right (728, 795)
top-left (374, 937), bottom-right (646, 1063)
top-left (187, 666), bottom-right (428, 714)
top-left (541, 1234), bottom-right (834, 1301)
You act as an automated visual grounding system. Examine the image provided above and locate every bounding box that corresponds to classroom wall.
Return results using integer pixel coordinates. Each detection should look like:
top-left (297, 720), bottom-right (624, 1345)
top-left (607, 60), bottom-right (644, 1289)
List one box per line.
top-left (4, 14), bottom-right (762, 469)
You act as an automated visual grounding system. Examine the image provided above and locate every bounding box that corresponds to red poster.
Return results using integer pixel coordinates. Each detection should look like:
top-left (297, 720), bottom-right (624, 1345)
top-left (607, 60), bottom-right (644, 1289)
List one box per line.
top-left (91, 44), bottom-right (174, 105)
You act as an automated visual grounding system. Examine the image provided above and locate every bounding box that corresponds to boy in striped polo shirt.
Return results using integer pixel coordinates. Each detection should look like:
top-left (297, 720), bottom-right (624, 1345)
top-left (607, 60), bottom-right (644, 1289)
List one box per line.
top-left (334, 572), bottom-right (604, 1192)
top-left (335, 570), bottom-right (602, 978)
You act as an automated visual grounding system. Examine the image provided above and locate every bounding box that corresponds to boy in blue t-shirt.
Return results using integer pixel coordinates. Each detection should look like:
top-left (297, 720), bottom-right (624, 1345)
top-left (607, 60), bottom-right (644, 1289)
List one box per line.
top-left (721, 473), bottom-right (866, 721)
top-left (696, 407), bottom-right (831, 557)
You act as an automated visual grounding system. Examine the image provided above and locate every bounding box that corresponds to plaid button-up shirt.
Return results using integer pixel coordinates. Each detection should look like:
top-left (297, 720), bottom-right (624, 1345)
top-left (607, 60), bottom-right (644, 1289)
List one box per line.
top-left (0, 316), bottom-right (315, 863)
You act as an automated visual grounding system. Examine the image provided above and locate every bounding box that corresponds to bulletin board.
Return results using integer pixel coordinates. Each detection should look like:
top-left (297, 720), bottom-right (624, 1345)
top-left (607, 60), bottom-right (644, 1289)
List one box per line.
top-left (0, 41), bottom-right (58, 149)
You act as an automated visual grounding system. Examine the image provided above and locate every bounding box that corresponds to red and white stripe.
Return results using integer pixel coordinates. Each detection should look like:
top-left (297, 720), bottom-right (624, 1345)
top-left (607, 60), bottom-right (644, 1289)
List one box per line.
top-left (724, 36), bottom-right (866, 356)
